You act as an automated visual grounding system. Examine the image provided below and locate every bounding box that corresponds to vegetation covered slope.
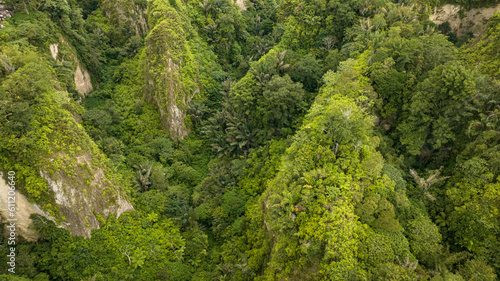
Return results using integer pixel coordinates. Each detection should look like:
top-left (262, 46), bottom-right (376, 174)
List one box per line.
top-left (0, 34), bottom-right (132, 237)
top-left (0, 0), bottom-right (499, 280)
top-left (465, 12), bottom-right (500, 79)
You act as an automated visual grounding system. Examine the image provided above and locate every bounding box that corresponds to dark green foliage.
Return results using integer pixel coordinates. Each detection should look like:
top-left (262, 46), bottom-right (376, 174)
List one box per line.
top-left (204, 49), bottom-right (309, 156)
top-left (222, 190), bottom-right (246, 219)
top-left (406, 214), bottom-right (443, 266)
top-left (323, 49), bottom-right (346, 73)
top-left (290, 54), bottom-right (322, 92)
top-left (398, 63), bottom-right (476, 155)
top-left (371, 68), bottom-right (407, 118)
top-left (3, 0), bottom-right (500, 280)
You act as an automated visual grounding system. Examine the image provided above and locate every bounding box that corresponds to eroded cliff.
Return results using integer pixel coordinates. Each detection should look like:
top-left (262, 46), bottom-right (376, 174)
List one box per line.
top-left (144, 0), bottom-right (212, 140)
top-left (0, 45), bottom-right (133, 238)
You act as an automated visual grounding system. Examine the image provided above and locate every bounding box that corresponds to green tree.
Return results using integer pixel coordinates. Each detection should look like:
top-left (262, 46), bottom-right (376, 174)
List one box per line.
top-left (290, 54), bottom-right (322, 93)
top-left (398, 63), bottom-right (476, 155)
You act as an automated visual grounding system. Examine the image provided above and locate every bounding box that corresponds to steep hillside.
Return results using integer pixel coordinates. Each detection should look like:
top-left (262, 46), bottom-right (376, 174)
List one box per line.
top-left (430, 3), bottom-right (500, 36)
top-left (0, 44), bottom-right (133, 237)
top-left (145, 0), bottom-right (201, 139)
top-left (101, 0), bottom-right (148, 37)
top-left (465, 11), bottom-right (500, 79)
top-left (0, 176), bottom-right (52, 241)
top-left (49, 37), bottom-right (93, 97)
top-left (1, 0), bottom-right (500, 280)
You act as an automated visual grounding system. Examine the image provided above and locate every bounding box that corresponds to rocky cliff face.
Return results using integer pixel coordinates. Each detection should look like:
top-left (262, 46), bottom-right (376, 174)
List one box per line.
top-left (1, 158), bottom-right (133, 239)
top-left (0, 132), bottom-right (132, 239)
top-left (144, 1), bottom-right (201, 140)
top-left (430, 3), bottom-right (500, 36)
top-left (0, 3), bottom-right (13, 28)
top-left (0, 176), bottom-right (54, 241)
top-left (1, 94), bottom-right (134, 237)
top-left (39, 151), bottom-right (133, 237)
top-left (74, 65), bottom-right (93, 96)
top-left (50, 38), bottom-right (93, 97)
top-left (235, 0), bottom-right (247, 11)
top-left (33, 90), bottom-right (134, 238)
top-left (0, 45), bottom-right (133, 238)
top-left (101, 0), bottom-right (149, 37)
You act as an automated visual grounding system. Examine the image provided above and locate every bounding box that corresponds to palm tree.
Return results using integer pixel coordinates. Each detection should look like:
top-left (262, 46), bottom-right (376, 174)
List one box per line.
top-left (134, 162), bottom-right (153, 191)
top-left (274, 50), bottom-right (290, 75)
top-left (203, 22), bottom-right (218, 43)
top-left (410, 167), bottom-right (448, 201)
top-left (199, 0), bottom-right (212, 17)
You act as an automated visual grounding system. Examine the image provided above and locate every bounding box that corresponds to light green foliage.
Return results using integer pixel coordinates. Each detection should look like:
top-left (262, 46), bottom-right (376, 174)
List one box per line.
top-left (444, 103), bottom-right (500, 271)
top-left (465, 12), bottom-right (500, 79)
top-left (406, 215), bottom-right (442, 266)
top-left (238, 139), bottom-right (288, 197)
top-left (358, 228), bottom-right (414, 268)
top-left (4, 0), bottom-right (500, 279)
top-left (253, 60), bottom-right (397, 280)
top-left (419, 0), bottom-right (500, 9)
top-left (0, 45), bottom-right (124, 215)
top-left (0, 275), bottom-right (32, 281)
top-left (136, 190), bottom-right (168, 213)
top-left (459, 259), bottom-right (497, 281)
top-left (144, 0), bottom-right (218, 139)
top-left (26, 212), bottom-right (185, 280)
top-left (356, 195), bottom-right (401, 232)
top-left (429, 272), bottom-right (465, 281)
top-left (383, 164), bottom-right (407, 191)
top-left (370, 263), bottom-right (416, 280)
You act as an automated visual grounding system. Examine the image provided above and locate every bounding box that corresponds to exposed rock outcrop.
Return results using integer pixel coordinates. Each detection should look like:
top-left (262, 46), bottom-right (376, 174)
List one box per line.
top-left (0, 3), bottom-right (13, 28)
top-left (50, 43), bottom-right (58, 61)
top-left (235, 0), bottom-right (247, 11)
top-left (0, 176), bottom-right (55, 241)
top-left (32, 87), bottom-right (133, 237)
top-left (49, 39), bottom-right (93, 97)
top-left (430, 4), bottom-right (500, 36)
top-left (74, 65), bottom-right (93, 96)
top-left (101, 0), bottom-right (149, 37)
top-left (39, 152), bottom-right (134, 237)
top-left (0, 54), bottom-right (132, 238)
top-left (144, 2), bottom-right (200, 140)
top-left (1, 153), bottom-right (133, 239)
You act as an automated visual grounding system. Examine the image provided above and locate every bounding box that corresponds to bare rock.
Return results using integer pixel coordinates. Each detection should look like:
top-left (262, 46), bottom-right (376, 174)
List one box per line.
top-left (0, 175), bottom-right (55, 241)
top-left (74, 65), bottom-right (93, 97)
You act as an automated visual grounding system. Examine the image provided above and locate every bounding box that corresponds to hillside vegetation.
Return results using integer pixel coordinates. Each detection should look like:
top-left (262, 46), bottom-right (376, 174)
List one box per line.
top-left (0, 0), bottom-right (499, 280)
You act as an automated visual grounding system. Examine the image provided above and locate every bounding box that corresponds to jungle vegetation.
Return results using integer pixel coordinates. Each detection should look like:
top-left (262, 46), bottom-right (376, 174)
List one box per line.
top-left (0, 0), bottom-right (499, 280)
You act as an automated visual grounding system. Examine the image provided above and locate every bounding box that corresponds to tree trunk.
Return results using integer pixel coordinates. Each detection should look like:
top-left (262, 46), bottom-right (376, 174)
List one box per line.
top-left (22, 0), bottom-right (29, 14)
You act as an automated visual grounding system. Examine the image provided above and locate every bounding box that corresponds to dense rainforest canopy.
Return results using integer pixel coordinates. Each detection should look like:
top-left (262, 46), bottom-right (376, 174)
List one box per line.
top-left (0, 0), bottom-right (499, 280)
